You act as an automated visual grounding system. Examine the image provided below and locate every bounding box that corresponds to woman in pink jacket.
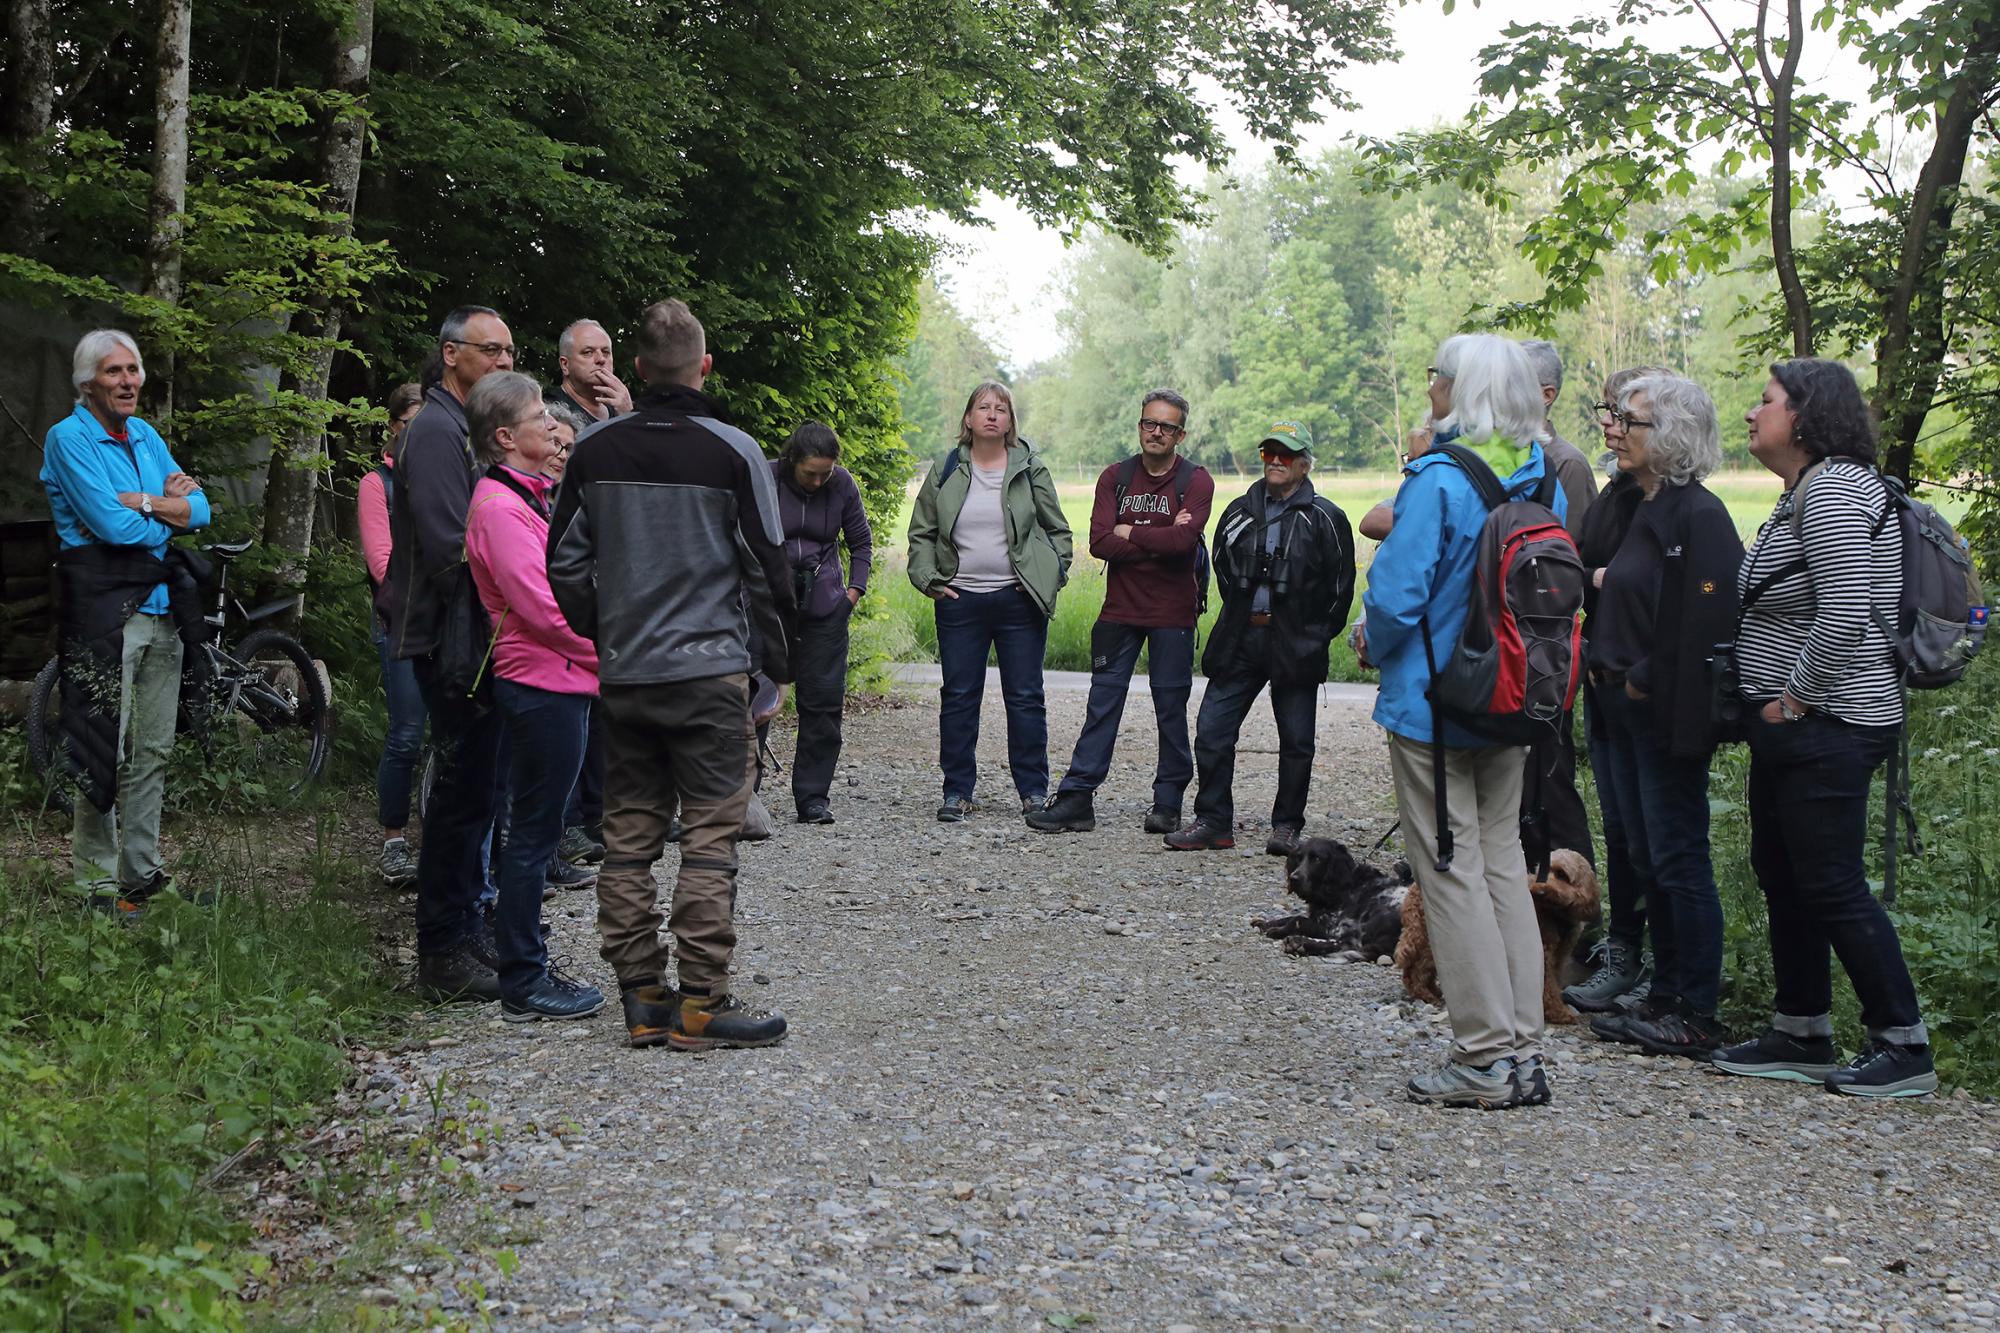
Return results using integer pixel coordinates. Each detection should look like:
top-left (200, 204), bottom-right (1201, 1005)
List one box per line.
top-left (462, 371), bottom-right (605, 1023)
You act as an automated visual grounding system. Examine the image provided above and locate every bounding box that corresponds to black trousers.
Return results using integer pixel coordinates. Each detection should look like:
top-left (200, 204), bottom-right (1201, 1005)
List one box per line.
top-left (1523, 707), bottom-right (1593, 873)
top-left (790, 604), bottom-right (852, 809)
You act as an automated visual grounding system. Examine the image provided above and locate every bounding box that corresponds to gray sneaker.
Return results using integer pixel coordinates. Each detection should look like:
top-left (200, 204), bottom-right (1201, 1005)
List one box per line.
top-left (1561, 939), bottom-right (1650, 1013)
top-left (1406, 1059), bottom-right (1518, 1109)
top-left (1509, 1053), bottom-right (1552, 1106)
top-left (935, 796), bottom-right (977, 823)
top-left (379, 839), bottom-right (417, 889)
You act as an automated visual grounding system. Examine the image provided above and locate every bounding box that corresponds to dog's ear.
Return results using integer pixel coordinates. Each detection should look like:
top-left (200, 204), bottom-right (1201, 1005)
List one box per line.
top-left (1392, 859), bottom-right (1414, 885)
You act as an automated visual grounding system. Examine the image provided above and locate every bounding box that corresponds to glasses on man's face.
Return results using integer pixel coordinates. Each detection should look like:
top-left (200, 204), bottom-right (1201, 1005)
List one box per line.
top-left (451, 339), bottom-right (516, 359)
top-left (1137, 419), bottom-right (1185, 438)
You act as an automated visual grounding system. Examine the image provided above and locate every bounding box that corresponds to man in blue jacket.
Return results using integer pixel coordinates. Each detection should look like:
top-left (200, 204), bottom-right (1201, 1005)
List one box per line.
top-left (40, 329), bottom-right (210, 916)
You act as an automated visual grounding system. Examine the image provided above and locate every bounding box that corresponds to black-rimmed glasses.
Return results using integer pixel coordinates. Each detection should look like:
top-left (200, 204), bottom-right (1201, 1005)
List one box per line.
top-left (1137, 419), bottom-right (1185, 437)
top-left (1594, 401), bottom-right (1654, 430)
top-left (450, 339), bottom-right (517, 359)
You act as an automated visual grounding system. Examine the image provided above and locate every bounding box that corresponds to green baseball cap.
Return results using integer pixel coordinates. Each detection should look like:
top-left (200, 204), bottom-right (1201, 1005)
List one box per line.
top-left (1259, 419), bottom-right (1313, 456)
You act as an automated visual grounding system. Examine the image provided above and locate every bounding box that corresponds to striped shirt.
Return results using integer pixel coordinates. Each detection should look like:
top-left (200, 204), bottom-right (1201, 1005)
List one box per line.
top-left (1735, 459), bottom-right (1904, 726)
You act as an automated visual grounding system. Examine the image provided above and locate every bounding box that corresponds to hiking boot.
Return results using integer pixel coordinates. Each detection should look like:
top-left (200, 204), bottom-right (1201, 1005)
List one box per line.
top-left (502, 972), bottom-right (606, 1023)
top-left (1562, 939), bottom-right (1650, 1013)
top-left (1622, 1003), bottom-right (1729, 1061)
top-left (1020, 793), bottom-right (1048, 817)
top-left (1712, 1029), bottom-right (1843, 1084)
top-left (1143, 806), bottom-right (1181, 835)
top-left (1406, 1059), bottom-right (1517, 1109)
top-left (741, 793), bottom-right (775, 842)
top-left (935, 796), bottom-right (977, 823)
top-left (1265, 824), bottom-right (1302, 857)
top-left (379, 838), bottom-right (418, 888)
top-left (1589, 992), bottom-right (1673, 1045)
top-left (557, 825), bottom-right (605, 865)
top-left (86, 886), bottom-right (148, 923)
top-left (1510, 1053), bottom-right (1553, 1106)
top-left (669, 992), bottom-right (789, 1051)
top-left (797, 800), bottom-right (835, 825)
top-left (621, 984), bottom-right (680, 1048)
top-left (546, 858), bottom-right (599, 892)
top-left (1026, 791), bottom-right (1095, 833)
top-left (417, 942), bottom-right (501, 1003)
top-left (1824, 1041), bottom-right (1938, 1098)
top-left (1164, 818), bottom-right (1234, 851)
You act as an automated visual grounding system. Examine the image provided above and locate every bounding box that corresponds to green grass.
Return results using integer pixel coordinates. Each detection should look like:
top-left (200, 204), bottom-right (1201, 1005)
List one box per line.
top-left (0, 741), bottom-right (408, 1328)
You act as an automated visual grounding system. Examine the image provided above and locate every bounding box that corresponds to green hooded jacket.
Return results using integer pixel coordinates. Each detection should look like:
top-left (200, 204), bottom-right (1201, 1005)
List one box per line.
top-left (906, 442), bottom-right (1073, 618)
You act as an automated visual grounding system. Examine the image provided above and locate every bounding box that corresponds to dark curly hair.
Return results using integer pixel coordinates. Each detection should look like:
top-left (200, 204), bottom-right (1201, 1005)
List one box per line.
top-left (1769, 358), bottom-right (1877, 465)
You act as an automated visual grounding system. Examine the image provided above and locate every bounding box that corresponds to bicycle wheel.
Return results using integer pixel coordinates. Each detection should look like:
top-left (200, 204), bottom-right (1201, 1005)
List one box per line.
top-left (24, 656), bottom-right (75, 817)
top-left (220, 628), bottom-right (332, 799)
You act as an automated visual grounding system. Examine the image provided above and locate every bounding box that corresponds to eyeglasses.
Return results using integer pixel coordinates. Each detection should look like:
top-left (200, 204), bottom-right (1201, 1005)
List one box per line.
top-left (1594, 402), bottom-right (1654, 430)
top-left (1427, 366), bottom-right (1443, 380)
top-left (1137, 419), bottom-right (1185, 437)
top-left (509, 410), bottom-right (556, 432)
top-left (450, 339), bottom-right (516, 359)
top-left (1259, 446), bottom-right (1304, 465)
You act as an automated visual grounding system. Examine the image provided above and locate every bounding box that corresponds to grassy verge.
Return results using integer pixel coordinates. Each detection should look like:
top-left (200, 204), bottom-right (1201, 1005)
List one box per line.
top-left (0, 738), bottom-right (408, 1328)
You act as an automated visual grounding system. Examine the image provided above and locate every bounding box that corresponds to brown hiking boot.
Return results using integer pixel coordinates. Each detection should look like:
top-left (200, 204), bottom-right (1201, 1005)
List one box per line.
top-left (621, 984), bottom-right (680, 1048)
top-left (669, 992), bottom-right (789, 1051)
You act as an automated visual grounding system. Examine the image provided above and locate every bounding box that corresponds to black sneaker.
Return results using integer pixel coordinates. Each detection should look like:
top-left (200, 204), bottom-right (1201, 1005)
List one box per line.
top-left (417, 943), bottom-right (501, 1003)
top-left (502, 972), bottom-right (606, 1023)
top-left (1164, 818), bottom-right (1234, 851)
top-left (1026, 791), bottom-right (1095, 833)
top-left (669, 992), bottom-right (788, 1050)
top-left (1824, 1041), bottom-right (1938, 1098)
top-left (935, 796), bottom-right (977, 823)
top-left (1562, 938), bottom-right (1650, 1013)
top-left (557, 825), bottom-right (605, 865)
top-left (621, 983), bottom-right (680, 1048)
top-left (1623, 1004), bottom-right (1729, 1061)
top-left (1712, 1029), bottom-right (1842, 1083)
top-left (797, 800), bottom-right (835, 825)
top-left (1264, 824), bottom-right (1302, 857)
top-left (1589, 992), bottom-right (1673, 1045)
top-left (1143, 806), bottom-right (1181, 835)
top-left (546, 858), bottom-right (599, 891)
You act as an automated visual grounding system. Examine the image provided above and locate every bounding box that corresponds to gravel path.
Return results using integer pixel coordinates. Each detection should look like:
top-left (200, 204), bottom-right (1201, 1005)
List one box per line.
top-left (365, 680), bottom-right (2000, 1331)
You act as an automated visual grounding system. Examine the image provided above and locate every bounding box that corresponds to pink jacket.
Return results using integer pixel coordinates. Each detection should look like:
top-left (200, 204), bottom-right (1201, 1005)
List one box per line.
top-left (464, 467), bottom-right (599, 695)
top-left (357, 452), bottom-right (393, 586)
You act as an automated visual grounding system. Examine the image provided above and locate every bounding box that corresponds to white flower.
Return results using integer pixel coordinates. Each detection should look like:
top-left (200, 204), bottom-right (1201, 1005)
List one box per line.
top-left (1943, 753), bottom-right (1962, 765)
top-left (1923, 747), bottom-right (1944, 760)
top-left (1985, 748), bottom-right (2000, 759)
top-left (1938, 705), bottom-right (1960, 718)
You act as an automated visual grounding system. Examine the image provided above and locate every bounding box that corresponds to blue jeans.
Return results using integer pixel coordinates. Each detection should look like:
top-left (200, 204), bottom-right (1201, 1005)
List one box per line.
top-left (1747, 711), bottom-right (1925, 1043)
top-left (1583, 679), bottom-right (1645, 951)
top-left (1056, 620), bottom-right (1193, 809)
top-left (492, 679), bottom-right (590, 998)
top-left (1595, 684), bottom-right (1723, 1013)
top-left (562, 700), bottom-right (604, 835)
top-left (1191, 626), bottom-right (1317, 830)
top-left (412, 656), bottom-right (505, 956)
top-left (374, 625), bottom-right (428, 830)
top-left (934, 587), bottom-right (1049, 802)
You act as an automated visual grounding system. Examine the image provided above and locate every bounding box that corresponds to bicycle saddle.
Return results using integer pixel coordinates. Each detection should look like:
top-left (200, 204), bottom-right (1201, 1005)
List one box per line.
top-left (202, 538), bottom-right (255, 559)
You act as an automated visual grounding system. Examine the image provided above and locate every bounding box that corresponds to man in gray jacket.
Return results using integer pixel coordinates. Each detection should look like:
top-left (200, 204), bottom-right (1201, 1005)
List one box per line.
top-left (548, 298), bottom-right (798, 1052)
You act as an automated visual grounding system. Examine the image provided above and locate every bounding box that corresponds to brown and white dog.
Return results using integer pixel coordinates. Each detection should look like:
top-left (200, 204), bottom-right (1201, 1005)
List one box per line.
top-left (1394, 848), bottom-right (1600, 1025)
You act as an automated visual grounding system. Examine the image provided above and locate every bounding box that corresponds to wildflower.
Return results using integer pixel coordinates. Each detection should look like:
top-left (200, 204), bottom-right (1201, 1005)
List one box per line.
top-left (1938, 705), bottom-right (1960, 718)
top-left (1943, 753), bottom-right (1961, 765)
top-left (1985, 748), bottom-right (1999, 759)
top-left (1923, 747), bottom-right (1944, 760)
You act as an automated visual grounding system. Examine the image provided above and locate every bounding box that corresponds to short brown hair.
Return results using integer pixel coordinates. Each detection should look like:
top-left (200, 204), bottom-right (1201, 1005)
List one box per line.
top-left (635, 299), bottom-right (706, 385)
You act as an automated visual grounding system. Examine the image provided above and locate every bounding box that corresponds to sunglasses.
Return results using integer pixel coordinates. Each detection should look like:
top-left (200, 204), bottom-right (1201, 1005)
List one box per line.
top-left (1260, 446), bottom-right (1304, 465)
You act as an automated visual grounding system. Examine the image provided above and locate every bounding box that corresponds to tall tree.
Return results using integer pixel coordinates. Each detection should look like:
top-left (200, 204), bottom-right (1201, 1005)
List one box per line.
top-left (0, 0), bottom-right (52, 253)
top-left (140, 0), bottom-right (191, 426)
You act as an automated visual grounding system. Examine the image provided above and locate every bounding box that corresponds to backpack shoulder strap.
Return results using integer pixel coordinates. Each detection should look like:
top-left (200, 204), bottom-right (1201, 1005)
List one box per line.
top-left (1431, 441), bottom-right (1507, 511)
top-left (1113, 455), bottom-right (1141, 506)
top-left (375, 463), bottom-right (396, 518)
top-left (936, 449), bottom-right (963, 486)
top-left (1786, 459), bottom-right (1828, 544)
top-left (1172, 456), bottom-right (1193, 507)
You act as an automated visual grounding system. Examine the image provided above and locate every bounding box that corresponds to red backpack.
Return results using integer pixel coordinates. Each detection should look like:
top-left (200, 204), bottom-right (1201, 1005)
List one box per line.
top-left (1418, 442), bottom-right (1585, 870)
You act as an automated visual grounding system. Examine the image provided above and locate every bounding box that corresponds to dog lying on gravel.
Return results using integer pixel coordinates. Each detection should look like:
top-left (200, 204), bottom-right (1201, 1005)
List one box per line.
top-left (1395, 848), bottom-right (1600, 1025)
top-left (1250, 838), bottom-right (1411, 962)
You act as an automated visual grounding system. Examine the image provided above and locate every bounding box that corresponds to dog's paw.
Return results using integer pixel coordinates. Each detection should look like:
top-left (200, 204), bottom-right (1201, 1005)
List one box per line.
top-left (1281, 936), bottom-right (1310, 957)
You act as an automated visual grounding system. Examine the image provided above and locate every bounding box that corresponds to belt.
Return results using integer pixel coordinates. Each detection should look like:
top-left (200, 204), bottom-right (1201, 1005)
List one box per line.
top-left (1248, 612), bottom-right (1273, 627)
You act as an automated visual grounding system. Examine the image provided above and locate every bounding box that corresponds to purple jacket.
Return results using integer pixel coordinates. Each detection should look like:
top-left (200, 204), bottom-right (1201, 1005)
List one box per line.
top-left (771, 459), bottom-right (873, 619)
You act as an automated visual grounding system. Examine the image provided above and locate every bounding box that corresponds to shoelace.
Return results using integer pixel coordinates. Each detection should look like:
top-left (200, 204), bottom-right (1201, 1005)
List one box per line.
top-left (1845, 1043), bottom-right (1898, 1072)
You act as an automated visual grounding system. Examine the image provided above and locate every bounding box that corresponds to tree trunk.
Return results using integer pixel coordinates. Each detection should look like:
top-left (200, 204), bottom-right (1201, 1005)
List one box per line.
top-left (1, 0), bottom-right (54, 253)
top-left (260, 0), bottom-right (373, 608)
top-left (141, 0), bottom-right (192, 427)
top-left (1759, 0), bottom-right (1815, 356)
top-left (1874, 26), bottom-right (2000, 485)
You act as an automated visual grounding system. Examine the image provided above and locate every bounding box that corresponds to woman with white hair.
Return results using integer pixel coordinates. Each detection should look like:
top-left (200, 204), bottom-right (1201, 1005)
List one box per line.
top-left (1355, 332), bottom-right (1566, 1110)
top-left (1580, 373), bottom-right (1743, 1061)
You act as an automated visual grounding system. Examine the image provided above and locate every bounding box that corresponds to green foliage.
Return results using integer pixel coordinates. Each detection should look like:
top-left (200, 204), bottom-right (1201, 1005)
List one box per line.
top-left (0, 832), bottom-right (403, 1328)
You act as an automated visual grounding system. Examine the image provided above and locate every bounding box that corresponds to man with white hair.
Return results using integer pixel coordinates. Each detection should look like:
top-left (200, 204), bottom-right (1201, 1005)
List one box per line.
top-left (40, 329), bottom-right (211, 916)
top-left (551, 319), bottom-right (632, 423)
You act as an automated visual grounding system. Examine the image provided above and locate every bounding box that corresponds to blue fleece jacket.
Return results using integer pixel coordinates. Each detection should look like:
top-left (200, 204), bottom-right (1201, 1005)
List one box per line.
top-left (1363, 437), bottom-right (1565, 745)
top-left (41, 403), bottom-right (211, 615)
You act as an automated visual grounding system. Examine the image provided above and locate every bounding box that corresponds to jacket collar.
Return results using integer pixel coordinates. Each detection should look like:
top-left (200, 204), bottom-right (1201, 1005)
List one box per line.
top-left (69, 401), bottom-right (148, 445)
top-left (640, 382), bottom-right (728, 421)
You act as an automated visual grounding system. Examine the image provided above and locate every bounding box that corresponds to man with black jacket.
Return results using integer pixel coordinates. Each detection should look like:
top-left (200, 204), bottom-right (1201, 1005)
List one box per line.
top-left (548, 298), bottom-right (799, 1052)
top-left (386, 304), bottom-right (516, 1001)
top-left (1166, 421), bottom-right (1354, 856)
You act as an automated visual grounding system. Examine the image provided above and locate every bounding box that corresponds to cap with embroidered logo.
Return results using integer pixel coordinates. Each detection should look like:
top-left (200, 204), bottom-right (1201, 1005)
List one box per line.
top-left (1259, 420), bottom-right (1313, 456)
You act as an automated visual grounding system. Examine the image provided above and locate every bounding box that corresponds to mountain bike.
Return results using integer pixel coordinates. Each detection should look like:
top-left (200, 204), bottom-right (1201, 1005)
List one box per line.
top-left (27, 539), bottom-right (332, 815)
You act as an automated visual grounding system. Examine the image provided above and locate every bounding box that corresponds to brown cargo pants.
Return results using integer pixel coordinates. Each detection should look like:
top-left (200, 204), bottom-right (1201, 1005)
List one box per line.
top-left (595, 673), bottom-right (754, 993)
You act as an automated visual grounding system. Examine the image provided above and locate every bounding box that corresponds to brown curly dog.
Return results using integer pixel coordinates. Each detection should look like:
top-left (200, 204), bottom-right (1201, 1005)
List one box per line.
top-left (1393, 848), bottom-right (1601, 1025)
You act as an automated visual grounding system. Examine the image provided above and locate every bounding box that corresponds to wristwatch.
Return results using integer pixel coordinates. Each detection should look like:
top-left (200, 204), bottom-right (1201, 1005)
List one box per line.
top-left (1778, 695), bottom-right (1807, 722)
top-left (140, 493), bottom-right (154, 517)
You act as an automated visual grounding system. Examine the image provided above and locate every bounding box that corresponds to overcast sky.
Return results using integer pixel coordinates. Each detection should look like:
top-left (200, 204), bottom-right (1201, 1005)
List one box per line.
top-left (929, 0), bottom-right (1888, 369)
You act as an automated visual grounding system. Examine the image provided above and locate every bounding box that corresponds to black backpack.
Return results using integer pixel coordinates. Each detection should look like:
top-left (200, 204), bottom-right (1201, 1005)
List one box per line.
top-left (1112, 454), bottom-right (1210, 616)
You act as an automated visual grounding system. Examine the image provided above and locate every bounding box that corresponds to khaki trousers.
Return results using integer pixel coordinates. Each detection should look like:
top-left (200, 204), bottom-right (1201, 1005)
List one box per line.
top-left (72, 610), bottom-right (182, 893)
top-left (1387, 734), bottom-right (1545, 1067)
top-left (595, 674), bottom-right (754, 993)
